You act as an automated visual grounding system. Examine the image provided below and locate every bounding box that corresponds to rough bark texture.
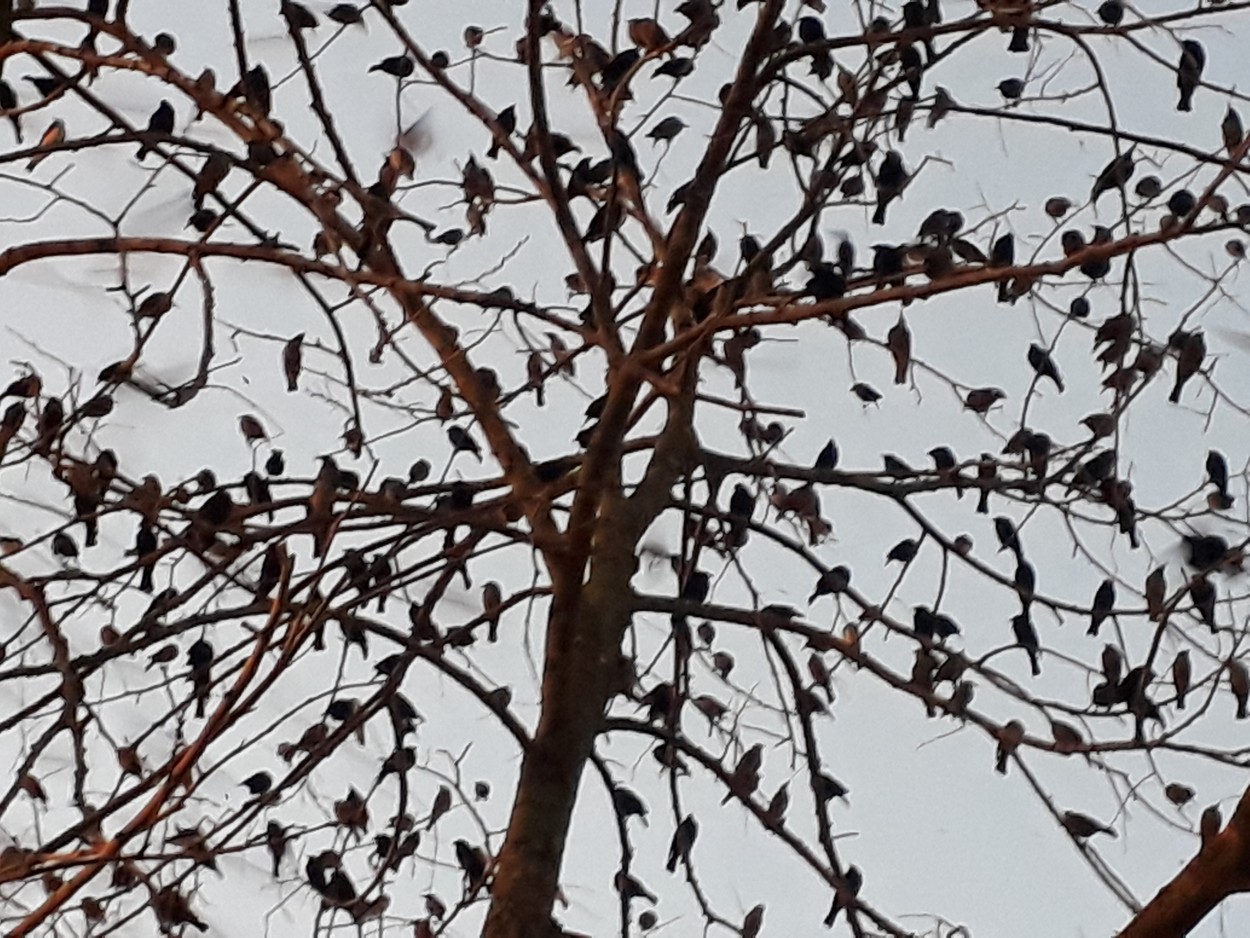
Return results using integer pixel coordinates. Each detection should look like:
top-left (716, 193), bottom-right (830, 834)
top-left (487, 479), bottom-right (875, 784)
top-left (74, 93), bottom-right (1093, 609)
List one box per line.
top-left (1117, 785), bottom-right (1250, 937)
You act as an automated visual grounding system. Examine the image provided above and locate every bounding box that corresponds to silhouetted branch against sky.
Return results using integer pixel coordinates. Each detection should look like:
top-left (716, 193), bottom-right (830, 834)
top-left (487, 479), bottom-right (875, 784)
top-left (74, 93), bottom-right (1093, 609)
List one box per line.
top-left (2, 0), bottom-right (1250, 936)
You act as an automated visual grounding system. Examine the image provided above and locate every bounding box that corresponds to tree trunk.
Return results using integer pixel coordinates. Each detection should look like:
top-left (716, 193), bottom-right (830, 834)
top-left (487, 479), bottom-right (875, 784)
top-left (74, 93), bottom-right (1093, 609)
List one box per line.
top-left (482, 537), bottom-right (638, 937)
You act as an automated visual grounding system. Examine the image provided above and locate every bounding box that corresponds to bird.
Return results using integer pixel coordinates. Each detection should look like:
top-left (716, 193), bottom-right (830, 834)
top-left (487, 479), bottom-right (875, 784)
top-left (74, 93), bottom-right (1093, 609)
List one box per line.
top-left (1176, 40), bottom-right (1205, 112)
top-left (283, 333), bottom-right (303, 392)
top-left (612, 787), bottom-right (648, 825)
top-left (1090, 148), bottom-right (1135, 203)
top-left (666, 815), bottom-right (697, 872)
top-left (887, 538), bottom-right (919, 564)
top-left (137, 291), bottom-right (172, 318)
top-left (814, 439), bottom-right (839, 470)
top-left (241, 771), bottom-right (272, 795)
top-left (1027, 344), bottom-right (1065, 392)
top-left (1173, 651), bottom-right (1191, 709)
top-left (720, 743), bottom-right (763, 803)
top-left (647, 115), bottom-right (686, 145)
top-left (27, 119), bottom-right (65, 171)
top-left (1170, 330), bottom-right (1206, 403)
top-left (1062, 811), bottom-right (1116, 839)
top-left (1088, 579), bottom-right (1115, 636)
top-left (1222, 107), bottom-right (1244, 156)
top-left (887, 316), bottom-right (911, 384)
top-left (239, 414), bottom-right (267, 444)
top-left (370, 55), bottom-right (415, 77)
top-left (1012, 612), bottom-right (1040, 676)
top-left (481, 581), bottom-right (502, 642)
top-left (447, 425), bottom-right (481, 461)
top-left (486, 104), bottom-right (516, 159)
top-left (995, 719), bottom-right (1024, 774)
top-left (872, 150), bottom-right (907, 225)
top-left (136, 99), bottom-right (174, 160)
top-left (1145, 566), bottom-right (1167, 621)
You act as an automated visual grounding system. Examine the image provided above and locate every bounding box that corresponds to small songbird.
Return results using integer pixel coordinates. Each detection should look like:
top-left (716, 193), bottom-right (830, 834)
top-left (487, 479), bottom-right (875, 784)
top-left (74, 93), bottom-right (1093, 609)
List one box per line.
top-left (27, 119), bottom-right (65, 170)
top-left (1027, 343), bottom-right (1065, 392)
top-left (283, 333), bottom-right (304, 392)
top-left (666, 814), bottom-right (698, 872)
top-left (1176, 40), bottom-right (1205, 112)
top-left (1090, 147), bottom-right (1135, 203)
top-left (887, 315), bottom-right (911, 384)
top-left (1062, 811), bottom-right (1116, 839)
top-left (137, 99), bottom-right (175, 160)
top-left (872, 150), bottom-right (907, 225)
top-left (1088, 579), bottom-right (1115, 636)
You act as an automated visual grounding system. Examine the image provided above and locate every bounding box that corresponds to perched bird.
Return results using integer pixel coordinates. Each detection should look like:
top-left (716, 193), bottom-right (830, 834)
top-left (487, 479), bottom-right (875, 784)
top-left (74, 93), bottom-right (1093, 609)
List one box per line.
top-left (1062, 811), bottom-right (1116, 839)
top-left (1222, 107), bottom-right (1244, 156)
top-left (666, 815), bottom-right (697, 872)
top-left (1172, 650), bottom-right (1191, 709)
top-left (995, 719), bottom-right (1025, 774)
top-left (136, 99), bottom-right (174, 160)
top-left (1027, 344), bottom-right (1064, 392)
top-left (239, 414), bottom-right (267, 444)
top-left (283, 333), bottom-right (303, 392)
top-left (1176, 40), bottom-right (1205, 112)
top-left (814, 439), bottom-right (839, 471)
top-left (993, 516), bottom-right (1020, 555)
top-left (1088, 579), bottom-right (1115, 636)
top-left (872, 151), bottom-right (907, 225)
top-left (887, 315), bottom-right (911, 384)
top-left (612, 787), bottom-right (648, 825)
top-left (720, 744), bottom-right (763, 804)
top-left (887, 538), bottom-right (919, 564)
top-left (965, 387), bottom-right (1005, 415)
top-left (1145, 566), bottom-right (1167, 621)
top-left (370, 55), bottom-right (415, 78)
top-left (647, 116), bottom-right (686, 145)
top-left (447, 425), bottom-right (481, 461)
top-left (481, 581), bottom-right (503, 642)
top-left (1011, 612), bottom-right (1040, 676)
top-left (1169, 330), bottom-right (1206, 403)
top-left (824, 865), bottom-right (862, 927)
top-left (1090, 148), bottom-right (1135, 203)
top-left (27, 119), bottom-right (66, 171)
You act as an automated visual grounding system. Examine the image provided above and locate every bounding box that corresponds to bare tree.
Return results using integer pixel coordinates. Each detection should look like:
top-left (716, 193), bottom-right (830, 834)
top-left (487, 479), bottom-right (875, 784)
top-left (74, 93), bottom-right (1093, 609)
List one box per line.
top-left (1, 0), bottom-right (1250, 935)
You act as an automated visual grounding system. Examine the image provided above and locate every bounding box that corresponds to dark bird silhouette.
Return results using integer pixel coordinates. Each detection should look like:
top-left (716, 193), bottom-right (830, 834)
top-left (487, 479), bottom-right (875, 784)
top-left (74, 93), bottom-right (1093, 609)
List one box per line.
top-left (887, 315), bottom-right (911, 384)
top-left (872, 151), bottom-right (907, 225)
top-left (1189, 575), bottom-right (1217, 631)
top-left (1173, 650), bottom-right (1191, 709)
top-left (1027, 344), bottom-right (1065, 392)
top-left (1090, 148), bottom-right (1135, 203)
top-left (1176, 40), bottom-right (1205, 112)
top-left (824, 865), bottom-right (863, 927)
top-left (1169, 330), bottom-right (1205, 403)
top-left (370, 55), bottom-right (415, 77)
top-left (887, 538), bottom-right (919, 564)
top-left (993, 516), bottom-right (1020, 556)
top-left (1012, 612), bottom-right (1040, 676)
top-left (1063, 811), bottom-right (1116, 839)
top-left (447, 425), bottom-right (481, 461)
top-left (283, 333), bottom-right (303, 392)
top-left (1088, 579), bottom-right (1115, 636)
top-left (666, 814), bottom-right (698, 872)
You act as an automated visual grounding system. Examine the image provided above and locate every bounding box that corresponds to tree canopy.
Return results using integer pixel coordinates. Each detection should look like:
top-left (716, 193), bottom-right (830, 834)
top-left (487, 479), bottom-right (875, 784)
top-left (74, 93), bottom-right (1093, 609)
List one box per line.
top-left (1, 1), bottom-right (1250, 936)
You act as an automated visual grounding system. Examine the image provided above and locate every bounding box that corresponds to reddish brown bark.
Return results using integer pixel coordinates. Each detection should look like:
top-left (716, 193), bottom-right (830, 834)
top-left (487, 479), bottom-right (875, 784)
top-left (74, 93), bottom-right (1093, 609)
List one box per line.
top-left (1117, 785), bottom-right (1250, 938)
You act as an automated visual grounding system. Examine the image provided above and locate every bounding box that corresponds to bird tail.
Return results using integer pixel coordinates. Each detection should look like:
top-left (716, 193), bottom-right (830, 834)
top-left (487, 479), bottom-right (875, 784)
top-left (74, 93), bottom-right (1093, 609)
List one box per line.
top-left (872, 202), bottom-right (887, 225)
